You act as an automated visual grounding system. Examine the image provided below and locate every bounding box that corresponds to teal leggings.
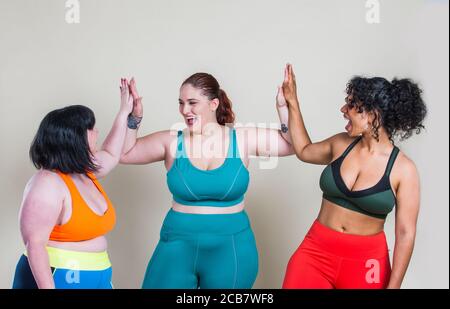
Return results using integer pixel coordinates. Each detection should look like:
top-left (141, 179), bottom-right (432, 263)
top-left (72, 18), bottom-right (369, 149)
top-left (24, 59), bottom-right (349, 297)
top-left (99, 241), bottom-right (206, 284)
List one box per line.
top-left (142, 209), bottom-right (259, 289)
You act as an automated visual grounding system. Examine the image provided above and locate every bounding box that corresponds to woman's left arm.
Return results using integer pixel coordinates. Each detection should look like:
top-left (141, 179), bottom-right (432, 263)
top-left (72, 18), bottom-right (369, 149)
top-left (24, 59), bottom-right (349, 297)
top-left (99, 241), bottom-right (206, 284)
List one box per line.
top-left (276, 85), bottom-right (293, 145)
top-left (236, 126), bottom-right (294, 158)
top-left (93, 78), bottom-right (133, 178)
top-left (236, 85), bottom-right (295, 158)
top-left (388, 158), bottom-right (420, 288)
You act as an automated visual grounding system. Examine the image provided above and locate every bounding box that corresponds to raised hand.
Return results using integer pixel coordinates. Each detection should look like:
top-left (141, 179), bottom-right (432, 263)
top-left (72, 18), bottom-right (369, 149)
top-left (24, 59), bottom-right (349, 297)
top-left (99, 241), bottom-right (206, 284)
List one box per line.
top-left (129, 77), bottom-right (143, 118)
top-left (120, 78), bottom-right (133, 114)
top-left (282, 64), bottom-right (299, 107)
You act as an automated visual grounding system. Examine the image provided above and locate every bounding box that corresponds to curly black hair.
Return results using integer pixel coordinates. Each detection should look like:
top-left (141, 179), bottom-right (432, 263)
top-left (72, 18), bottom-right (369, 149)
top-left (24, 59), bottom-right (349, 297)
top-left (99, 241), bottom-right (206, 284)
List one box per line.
top-left (346, 76), bottom-right (427, 141)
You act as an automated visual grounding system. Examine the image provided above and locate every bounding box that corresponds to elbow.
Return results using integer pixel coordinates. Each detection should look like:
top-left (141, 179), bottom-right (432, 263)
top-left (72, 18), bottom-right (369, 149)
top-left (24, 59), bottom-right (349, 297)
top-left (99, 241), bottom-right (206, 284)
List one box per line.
top-left (100, 149), bottom-right (121, 166)
top-left (24, 239), bottom-right (48, 254)
top-left (105, 153), bottom-right (121, 168)
top-left (293, 143), bottom-right (312, 162)
top-left (294, 149), bottom-right (306, 162)
top-left (120, 147), bottom-right (135, 164)
top-left (119, 154), bottom-right (128, 164)
top-left (111, 156), bottom-right (120, 167)
top-left (288, 145), bottom-right (296, 156)
top-left (396, 228), bottom-right (416, 245)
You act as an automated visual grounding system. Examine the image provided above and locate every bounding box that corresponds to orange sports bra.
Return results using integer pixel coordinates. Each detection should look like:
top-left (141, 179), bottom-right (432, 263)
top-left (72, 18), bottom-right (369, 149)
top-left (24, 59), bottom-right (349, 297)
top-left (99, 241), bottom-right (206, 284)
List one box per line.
top-left (49, 172), bottom-right (116, 242)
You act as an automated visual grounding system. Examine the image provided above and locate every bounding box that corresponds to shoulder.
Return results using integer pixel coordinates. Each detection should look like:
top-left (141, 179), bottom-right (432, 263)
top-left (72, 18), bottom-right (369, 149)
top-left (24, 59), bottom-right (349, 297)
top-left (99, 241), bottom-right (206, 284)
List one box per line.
top-left (26, 170), bottom-right (65, 190)
top-left (330, 132), bottom-right (354, 144)
top-left (24, 170), bottom-right (67, 199)
top-left (145, 129), bottom-right (176, 139)
top-left (160, 129), bottom-right (180, 143)
top-left (329, 132), bottom-right (358, 153)
top-left (235, 126), bottom-right (255, 135)
top-left (390, 149), bottom-right (420, 202)
top-left (392, 150), bottom-right (419, 180)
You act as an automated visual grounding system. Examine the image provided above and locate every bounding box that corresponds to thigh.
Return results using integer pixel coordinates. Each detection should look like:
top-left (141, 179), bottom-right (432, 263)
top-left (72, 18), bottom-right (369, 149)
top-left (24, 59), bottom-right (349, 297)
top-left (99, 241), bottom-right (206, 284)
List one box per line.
top-left (198, 228), bottom-right (259, 289)
top-left (232, 228), bottom-right (259, 288)
top-left (282, 243), bottom-right (336, 289)
top-left (12, 255), bottom-right (39, 289)
top-left (142, 236), bottom-right (198, 289)
top-left (336, 254), bottom-right (391, 289)
top-left (53, 268), bottom-right (109, 289)
top-left (98, 267), bottom-right (113, 289)
top-left (12, 254), bottom-right (113, 289)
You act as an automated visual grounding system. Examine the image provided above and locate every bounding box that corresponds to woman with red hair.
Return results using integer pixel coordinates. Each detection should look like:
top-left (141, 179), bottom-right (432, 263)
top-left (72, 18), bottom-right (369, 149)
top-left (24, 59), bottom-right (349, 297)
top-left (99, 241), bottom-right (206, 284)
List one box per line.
top-left (121, 73), bottom-right (294, 289)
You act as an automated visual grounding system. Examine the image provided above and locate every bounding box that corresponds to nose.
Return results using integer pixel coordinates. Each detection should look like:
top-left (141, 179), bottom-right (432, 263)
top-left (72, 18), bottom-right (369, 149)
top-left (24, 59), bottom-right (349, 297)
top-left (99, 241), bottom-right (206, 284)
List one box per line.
top-left (181, 103), bottom-right (191, 115)
top-left (340, 104), bottom-right (347, 113)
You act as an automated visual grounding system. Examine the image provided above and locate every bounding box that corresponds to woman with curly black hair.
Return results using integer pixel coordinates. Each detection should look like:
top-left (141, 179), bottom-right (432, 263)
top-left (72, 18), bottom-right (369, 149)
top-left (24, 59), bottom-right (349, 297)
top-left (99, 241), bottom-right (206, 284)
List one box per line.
top-left (280, 64), bottom-right (426, 289)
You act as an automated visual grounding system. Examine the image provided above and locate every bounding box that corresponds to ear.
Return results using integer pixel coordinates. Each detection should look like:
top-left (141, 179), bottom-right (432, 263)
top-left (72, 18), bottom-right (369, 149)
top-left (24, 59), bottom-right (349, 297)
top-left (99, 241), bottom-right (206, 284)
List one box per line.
top-left (210, 98), bottom-right (220, 112)
top-left (365, 109), bottom-right (380, 125)
top-left (370, 109), bottom-right (382, 128)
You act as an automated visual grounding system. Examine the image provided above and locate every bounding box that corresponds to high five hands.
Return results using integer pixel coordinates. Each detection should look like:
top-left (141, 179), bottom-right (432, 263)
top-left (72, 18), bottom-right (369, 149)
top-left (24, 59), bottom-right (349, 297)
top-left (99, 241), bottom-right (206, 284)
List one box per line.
top-left (120, 78), bottom-right (134, 115)
top-left (128, 78), bottom-right (143, 118)
top-left (278, 64), bottom-right (299, 109)
top-left (120, 77), bottom-right (143, 118)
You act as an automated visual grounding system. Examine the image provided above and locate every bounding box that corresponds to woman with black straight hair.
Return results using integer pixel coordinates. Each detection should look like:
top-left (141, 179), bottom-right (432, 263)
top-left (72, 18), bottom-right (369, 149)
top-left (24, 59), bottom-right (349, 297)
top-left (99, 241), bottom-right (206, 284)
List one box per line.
top-left (12, 78), bottom-right (137, 289)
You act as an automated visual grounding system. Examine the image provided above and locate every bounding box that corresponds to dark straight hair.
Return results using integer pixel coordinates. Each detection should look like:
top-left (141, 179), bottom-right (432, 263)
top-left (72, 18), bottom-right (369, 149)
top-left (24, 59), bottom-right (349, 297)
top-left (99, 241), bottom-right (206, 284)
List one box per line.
top-left (29, 105), bottom-right (98, 174)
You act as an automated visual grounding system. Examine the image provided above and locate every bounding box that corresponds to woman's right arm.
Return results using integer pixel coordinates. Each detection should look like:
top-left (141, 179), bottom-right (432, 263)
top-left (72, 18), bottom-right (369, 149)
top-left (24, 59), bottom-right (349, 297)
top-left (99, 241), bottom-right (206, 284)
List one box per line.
top-left (121, 131), bottom-right (171, 164)
top-left (19, 172), bottom-right (64, 289)
top-left (120, 78), bottom-right (169, 165)
top-left (283, 64), bottom-right (345, 165)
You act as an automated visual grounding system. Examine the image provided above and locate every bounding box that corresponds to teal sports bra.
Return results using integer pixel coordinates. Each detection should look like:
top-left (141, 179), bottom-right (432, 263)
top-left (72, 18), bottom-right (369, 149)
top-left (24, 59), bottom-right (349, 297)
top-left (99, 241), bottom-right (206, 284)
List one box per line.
top-left (319, 136), bottom-right (399, 219)
top-left (166, 127), bottom-right (250, 207)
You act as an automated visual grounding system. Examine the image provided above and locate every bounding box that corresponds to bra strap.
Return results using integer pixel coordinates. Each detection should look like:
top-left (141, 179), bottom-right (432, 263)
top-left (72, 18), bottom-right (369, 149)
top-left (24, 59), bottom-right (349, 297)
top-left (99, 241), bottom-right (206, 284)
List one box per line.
top-left (56, 171), bottom-right (78, 194)
top-left (230, 127), bottom-right (237, 158)
top-left (385, 146), bottom-right (400, 176)
top-left (341, 136), bottom-right (362, 157)
top-left (176, 130), bottom-right (184, 158)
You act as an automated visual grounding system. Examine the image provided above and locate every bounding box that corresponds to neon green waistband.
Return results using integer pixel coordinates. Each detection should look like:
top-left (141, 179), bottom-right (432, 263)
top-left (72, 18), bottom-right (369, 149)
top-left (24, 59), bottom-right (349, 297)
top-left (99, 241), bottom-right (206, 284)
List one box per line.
top-left (24, 246), bottom-right (111, 271)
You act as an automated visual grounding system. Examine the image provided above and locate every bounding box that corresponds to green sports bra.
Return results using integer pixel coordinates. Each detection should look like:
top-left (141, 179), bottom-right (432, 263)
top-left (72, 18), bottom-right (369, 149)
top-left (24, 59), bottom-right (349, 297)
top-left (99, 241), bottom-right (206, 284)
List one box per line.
top-left (319, 136), bottom-right (399, 219)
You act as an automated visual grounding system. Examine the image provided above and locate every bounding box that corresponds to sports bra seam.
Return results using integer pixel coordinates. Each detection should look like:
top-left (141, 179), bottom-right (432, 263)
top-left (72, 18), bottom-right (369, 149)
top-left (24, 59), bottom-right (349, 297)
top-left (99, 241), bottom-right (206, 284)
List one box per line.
top-left (323, 195), bottom-right (388, 219)
top-left (173, 164), bottom-right (200, 201)
top-left (219, 164), bottom-right (244, 201)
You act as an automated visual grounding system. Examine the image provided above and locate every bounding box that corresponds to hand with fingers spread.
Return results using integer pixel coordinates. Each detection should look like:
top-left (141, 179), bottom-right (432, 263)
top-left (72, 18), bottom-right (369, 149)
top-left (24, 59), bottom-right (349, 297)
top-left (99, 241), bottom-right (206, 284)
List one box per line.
top-left (129, 77), bottom-right (143, 118)
top-left (282, 64), bottom-right (299, 108)
top-left (120, 78), bottom-right (134, 115)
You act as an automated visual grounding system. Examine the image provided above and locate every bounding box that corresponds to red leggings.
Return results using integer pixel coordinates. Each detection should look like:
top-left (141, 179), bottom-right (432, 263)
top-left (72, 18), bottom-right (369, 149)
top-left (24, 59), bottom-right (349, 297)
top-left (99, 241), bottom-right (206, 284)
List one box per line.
top-left (283, 220), bottom-right (391, 289)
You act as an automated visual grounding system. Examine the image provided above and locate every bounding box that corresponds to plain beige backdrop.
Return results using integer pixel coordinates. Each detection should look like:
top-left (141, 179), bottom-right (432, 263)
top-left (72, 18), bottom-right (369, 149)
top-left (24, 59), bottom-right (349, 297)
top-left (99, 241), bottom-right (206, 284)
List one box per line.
top-left (0, 0), bottom-right (448, 288)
